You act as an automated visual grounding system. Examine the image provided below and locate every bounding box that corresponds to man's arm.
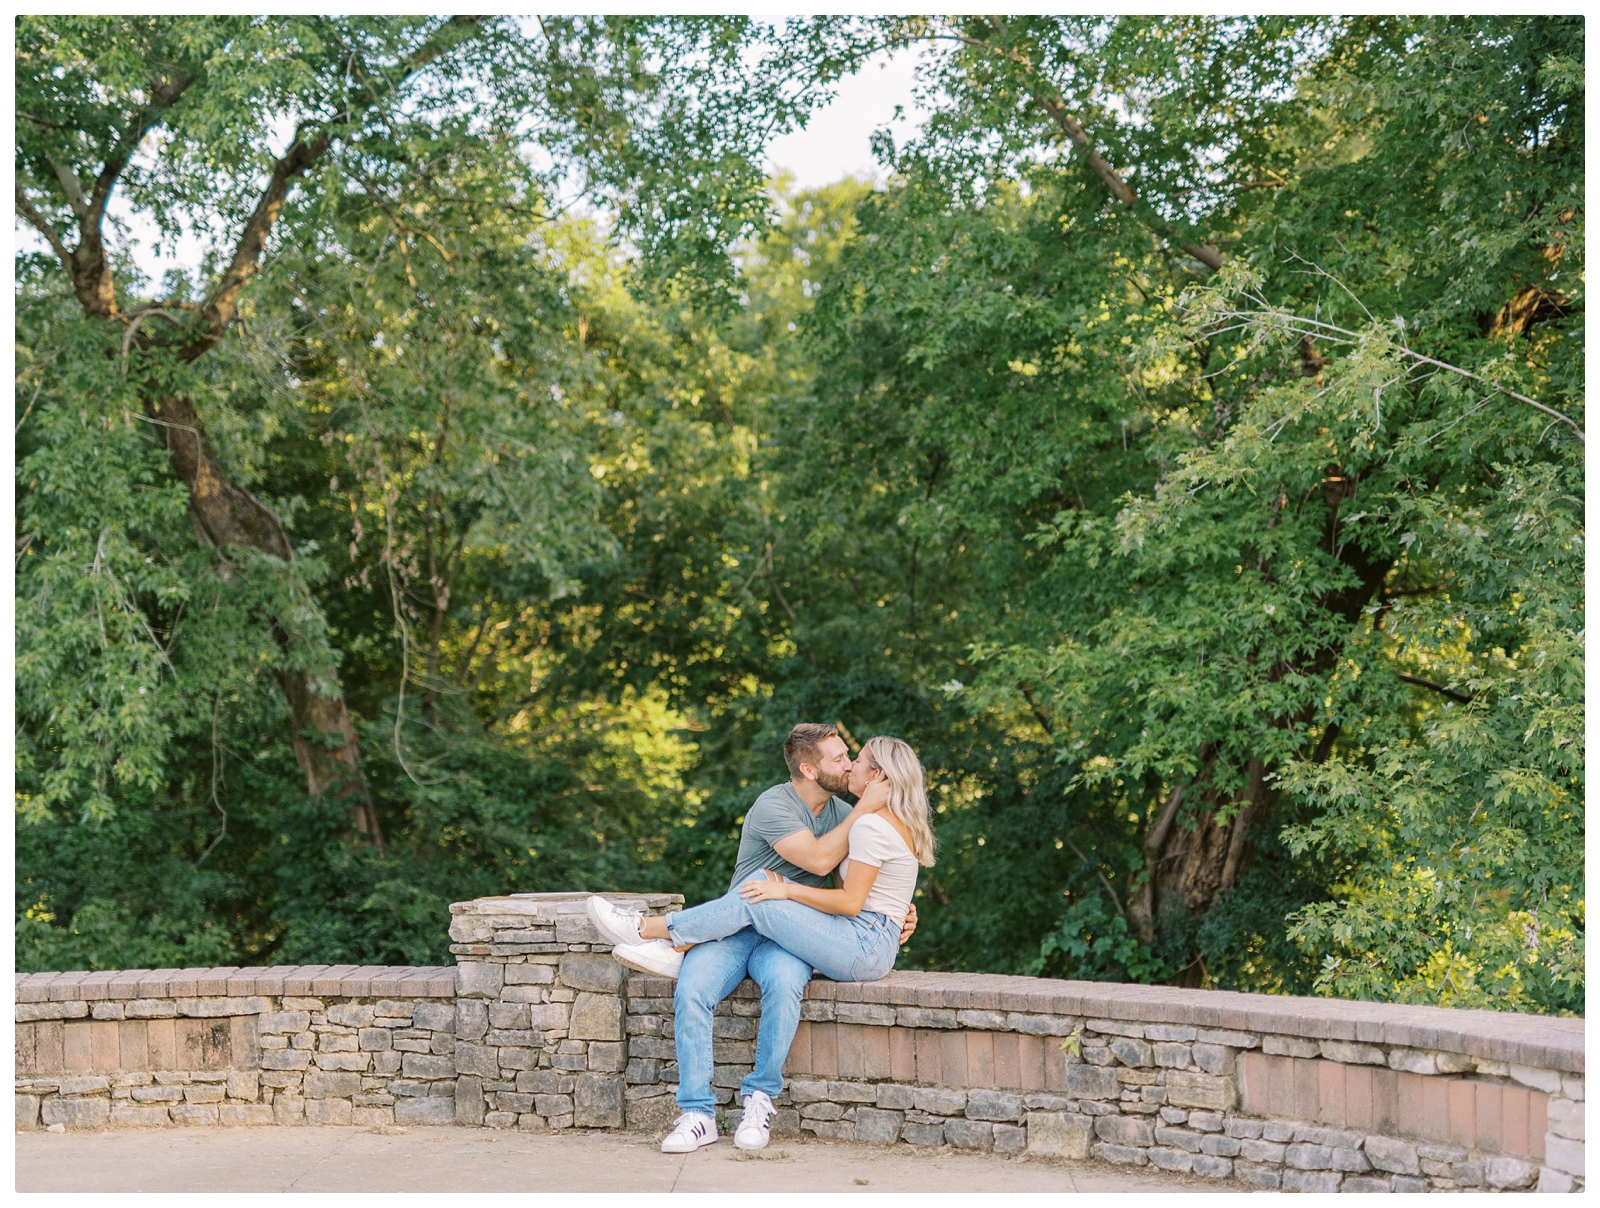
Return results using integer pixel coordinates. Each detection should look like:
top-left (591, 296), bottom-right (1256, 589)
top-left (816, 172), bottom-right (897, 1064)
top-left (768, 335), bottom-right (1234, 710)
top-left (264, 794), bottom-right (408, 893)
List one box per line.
top-left (771, 782), bottom-right (890, 876)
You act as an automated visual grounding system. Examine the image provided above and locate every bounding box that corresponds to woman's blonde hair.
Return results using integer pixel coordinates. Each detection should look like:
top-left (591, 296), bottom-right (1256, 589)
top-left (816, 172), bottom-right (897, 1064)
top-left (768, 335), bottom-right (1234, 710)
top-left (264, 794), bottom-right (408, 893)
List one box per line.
top-left (863, 735), bottom-right (937, 867)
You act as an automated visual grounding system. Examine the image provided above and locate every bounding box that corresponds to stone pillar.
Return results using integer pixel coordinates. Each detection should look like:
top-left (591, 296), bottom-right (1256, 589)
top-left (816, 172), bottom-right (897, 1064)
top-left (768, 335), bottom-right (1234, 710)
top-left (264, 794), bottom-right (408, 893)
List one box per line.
top-left (448, 892), bottom-right (681, 1132)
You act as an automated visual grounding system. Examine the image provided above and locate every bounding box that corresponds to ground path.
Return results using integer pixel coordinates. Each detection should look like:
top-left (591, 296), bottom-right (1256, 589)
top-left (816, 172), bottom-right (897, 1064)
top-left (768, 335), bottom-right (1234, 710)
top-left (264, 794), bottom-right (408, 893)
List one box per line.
top-left (17, 1125), bottom-right (1236, 1193)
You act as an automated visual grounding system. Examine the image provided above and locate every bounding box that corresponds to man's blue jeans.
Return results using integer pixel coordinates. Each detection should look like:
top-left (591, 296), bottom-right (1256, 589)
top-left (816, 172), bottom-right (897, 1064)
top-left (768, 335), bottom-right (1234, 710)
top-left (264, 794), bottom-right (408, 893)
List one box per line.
top-left (667, 888), bottom-right (899, 982)
top-left (674, 927), bottom-right (810, 1119)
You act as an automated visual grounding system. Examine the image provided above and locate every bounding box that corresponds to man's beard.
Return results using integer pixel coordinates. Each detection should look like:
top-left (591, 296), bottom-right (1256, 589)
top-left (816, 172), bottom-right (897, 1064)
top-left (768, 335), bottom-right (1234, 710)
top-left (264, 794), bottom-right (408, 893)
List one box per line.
top-left (815, 767), bottom-right (852, 795)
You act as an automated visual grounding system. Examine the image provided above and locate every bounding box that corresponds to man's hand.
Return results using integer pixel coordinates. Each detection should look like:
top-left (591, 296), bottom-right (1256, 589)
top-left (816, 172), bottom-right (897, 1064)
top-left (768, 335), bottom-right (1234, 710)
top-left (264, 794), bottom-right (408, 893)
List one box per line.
top-left (899, 902), bottom-right (918, 945)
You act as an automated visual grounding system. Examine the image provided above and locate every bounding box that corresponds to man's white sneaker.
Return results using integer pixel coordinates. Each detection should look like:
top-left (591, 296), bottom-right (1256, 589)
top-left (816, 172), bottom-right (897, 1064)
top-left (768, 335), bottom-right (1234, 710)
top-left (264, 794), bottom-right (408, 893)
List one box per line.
top-left (733, 1089), bottom-right (777, 1151)
top-left (586, 896), bottom-right (644, 949)
top-left (611, 939), bottom-right (685, 979)
top-left (660, 1111), bottom-right (718, 1153)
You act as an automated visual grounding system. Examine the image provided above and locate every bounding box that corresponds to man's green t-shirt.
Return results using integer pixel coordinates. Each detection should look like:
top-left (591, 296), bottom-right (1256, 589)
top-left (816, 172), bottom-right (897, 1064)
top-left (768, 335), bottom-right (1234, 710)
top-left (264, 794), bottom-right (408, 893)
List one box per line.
top-left (728, 782), bottom-right (851, 891)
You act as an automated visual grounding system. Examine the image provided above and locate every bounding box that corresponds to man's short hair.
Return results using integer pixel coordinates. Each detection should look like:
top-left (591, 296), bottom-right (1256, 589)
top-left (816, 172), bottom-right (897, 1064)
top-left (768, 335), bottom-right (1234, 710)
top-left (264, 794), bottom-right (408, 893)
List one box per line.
top-left (784, 723), bottom-right (840, 778)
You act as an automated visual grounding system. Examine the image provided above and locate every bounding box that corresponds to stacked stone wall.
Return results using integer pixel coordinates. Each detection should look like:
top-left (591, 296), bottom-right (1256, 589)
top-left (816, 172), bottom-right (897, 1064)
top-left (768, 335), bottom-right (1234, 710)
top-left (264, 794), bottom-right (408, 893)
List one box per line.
top-left (14, 892), bottom-right (1586, 1194)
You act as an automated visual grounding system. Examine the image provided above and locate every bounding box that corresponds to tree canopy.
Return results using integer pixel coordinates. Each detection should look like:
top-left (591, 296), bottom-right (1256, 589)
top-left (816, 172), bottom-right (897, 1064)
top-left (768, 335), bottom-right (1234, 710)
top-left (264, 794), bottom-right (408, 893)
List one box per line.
top-left (15, 15), bottom-right (1583, 1014)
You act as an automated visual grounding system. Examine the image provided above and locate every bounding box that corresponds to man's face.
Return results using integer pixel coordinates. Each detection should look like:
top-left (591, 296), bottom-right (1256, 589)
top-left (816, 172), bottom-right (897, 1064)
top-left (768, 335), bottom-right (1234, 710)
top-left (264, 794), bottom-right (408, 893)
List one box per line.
top-left (802, 735), bottom-right (853, 795)
top-left (847, 748), bottom-right (882, 797)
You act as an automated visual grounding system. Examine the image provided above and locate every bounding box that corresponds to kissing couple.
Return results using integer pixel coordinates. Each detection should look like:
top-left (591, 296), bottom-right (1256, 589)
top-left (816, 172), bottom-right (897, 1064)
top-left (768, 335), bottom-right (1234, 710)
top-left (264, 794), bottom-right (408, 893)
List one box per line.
top-left (585, 722), bottom-right (936, 1155)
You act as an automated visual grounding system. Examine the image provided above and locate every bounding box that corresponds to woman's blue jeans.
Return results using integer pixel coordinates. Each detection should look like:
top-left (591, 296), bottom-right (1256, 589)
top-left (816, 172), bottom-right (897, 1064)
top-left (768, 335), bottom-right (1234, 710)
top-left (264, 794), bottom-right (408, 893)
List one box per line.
top-left (666, 888), bottom-right (900, 983)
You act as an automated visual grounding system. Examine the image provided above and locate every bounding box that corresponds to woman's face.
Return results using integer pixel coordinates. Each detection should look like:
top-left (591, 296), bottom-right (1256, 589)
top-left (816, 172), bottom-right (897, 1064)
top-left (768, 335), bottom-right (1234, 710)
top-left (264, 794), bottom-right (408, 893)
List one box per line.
top-left (847, 748), bottom-right (882, 797)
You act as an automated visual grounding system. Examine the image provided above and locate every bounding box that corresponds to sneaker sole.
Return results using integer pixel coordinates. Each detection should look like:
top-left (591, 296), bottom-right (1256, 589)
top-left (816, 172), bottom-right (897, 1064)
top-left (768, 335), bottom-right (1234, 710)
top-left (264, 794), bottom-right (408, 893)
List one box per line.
top-left (661, 1135), bottom-right (719, 1154)
top-left (612, 949), bottom-right (682, 979)
top-left (733, 1133), bottom-right (770, 1151)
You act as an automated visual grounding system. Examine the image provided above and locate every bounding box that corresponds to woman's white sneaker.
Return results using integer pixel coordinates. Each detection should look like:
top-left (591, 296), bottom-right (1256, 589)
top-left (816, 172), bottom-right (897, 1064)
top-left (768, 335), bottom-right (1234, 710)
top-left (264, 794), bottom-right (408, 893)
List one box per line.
top-left (660, 1111), bottom-right (718, 1153)
top-left (611, 939), bottom-right (684, 979)
top-left (733, 1089), bottom-right (776, 1150)
top-left (586, 896), bottom-right (644, 949)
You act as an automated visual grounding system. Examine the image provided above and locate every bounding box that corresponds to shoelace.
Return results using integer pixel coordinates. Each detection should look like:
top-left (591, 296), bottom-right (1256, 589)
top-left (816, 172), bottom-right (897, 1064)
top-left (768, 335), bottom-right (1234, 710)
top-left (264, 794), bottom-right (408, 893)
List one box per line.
top-left (741, 1097), bottom-right (775, 1130)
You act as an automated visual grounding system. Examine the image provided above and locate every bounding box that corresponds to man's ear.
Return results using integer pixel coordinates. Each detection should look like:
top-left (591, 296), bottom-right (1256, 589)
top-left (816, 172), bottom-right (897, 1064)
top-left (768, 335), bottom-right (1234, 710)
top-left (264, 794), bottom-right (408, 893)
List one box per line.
top-left (798, 762), bottom-right (818, 783)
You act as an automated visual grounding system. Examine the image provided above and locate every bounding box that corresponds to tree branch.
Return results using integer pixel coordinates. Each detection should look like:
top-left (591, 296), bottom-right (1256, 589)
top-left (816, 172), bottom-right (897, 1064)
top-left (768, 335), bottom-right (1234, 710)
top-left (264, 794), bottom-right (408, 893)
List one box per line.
top-left (1398, 673), bottom-right (1474, 705)
top-left (14, 185), bottom-right (72, 267)
top-left (959, 19), bottom-right (1226, 272)
top-left (49, 160), bottom-right (90, 217)
top-left (184, 16), bottom-right (485, 361)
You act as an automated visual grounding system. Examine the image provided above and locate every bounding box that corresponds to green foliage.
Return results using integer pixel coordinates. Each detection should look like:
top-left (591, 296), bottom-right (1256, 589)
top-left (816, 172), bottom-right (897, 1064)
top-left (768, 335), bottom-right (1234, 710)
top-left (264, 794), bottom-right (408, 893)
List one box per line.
top-left (15, 16), bottom-right (1582, 1016)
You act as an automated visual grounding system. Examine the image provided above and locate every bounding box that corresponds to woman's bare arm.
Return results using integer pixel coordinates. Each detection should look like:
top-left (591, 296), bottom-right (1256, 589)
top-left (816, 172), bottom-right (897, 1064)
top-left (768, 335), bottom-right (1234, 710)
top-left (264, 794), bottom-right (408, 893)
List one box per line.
top-left (739, 861), bottom-right (880, 916)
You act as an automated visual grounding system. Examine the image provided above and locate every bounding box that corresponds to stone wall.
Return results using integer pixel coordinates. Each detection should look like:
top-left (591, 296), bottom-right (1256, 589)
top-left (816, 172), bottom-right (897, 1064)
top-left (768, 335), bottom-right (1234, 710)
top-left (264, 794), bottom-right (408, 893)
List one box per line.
top-left (14, 891), bottom-right (1586, 1194)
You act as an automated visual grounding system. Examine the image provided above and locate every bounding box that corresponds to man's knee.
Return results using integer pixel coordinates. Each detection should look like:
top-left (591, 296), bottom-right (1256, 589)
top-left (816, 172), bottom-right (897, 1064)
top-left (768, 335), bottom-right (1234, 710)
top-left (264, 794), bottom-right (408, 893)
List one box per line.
top-left (752, 948), bottom-right (811, 1000)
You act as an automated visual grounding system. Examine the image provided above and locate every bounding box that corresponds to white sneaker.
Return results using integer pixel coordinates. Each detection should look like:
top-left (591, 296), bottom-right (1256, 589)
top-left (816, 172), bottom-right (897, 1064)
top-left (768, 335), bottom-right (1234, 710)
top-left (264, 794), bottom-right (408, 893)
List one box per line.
top-left (660, 1111), bottom-right (718, 1153)
top-left (587, 896), bottom-right (644, 948)
top-left (734, 1089), bottom-right (776, 1150)
top-left (611, 938), bottom-right (685, 979)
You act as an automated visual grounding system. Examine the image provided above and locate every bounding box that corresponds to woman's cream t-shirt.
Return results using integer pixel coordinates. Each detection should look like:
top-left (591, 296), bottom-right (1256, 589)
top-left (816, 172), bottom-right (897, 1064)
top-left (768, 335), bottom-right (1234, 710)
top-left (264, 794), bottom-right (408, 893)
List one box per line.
top-left (838, 812), bottom-right (919, 928)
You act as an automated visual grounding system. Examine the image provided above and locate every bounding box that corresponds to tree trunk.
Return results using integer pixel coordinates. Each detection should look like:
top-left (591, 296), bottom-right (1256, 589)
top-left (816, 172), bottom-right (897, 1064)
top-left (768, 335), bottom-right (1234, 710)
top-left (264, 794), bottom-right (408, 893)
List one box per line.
top-left (1133, 470), bottom-right (1393, 981)
top-left (153, 394), bottom-right (384, 851)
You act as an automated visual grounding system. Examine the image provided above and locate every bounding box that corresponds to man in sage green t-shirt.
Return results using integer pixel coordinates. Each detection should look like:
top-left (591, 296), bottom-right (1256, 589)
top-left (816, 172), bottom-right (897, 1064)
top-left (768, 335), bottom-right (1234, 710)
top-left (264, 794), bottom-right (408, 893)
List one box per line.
top-left (666, 723), bottom-right (917, 1153)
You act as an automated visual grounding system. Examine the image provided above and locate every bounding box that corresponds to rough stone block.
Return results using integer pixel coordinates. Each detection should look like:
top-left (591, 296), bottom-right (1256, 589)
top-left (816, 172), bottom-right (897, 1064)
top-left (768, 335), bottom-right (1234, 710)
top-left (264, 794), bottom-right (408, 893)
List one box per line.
top-left (994, 1123), bottom-right (1027, 1154)
top-left (110, 1104), bottom-right (173, 1128)
top-left (955, 1009), bottom-right (1007, 1030)
top-left (326, 1003), bottom-right (375, 1028)
top-left (1239, 1138), bottom-right (1287, 1164)
top-left (588, 1041), bottom-right (628, 1073)
top-left (1065, 1065), bottom-right (1119, 1100)
top-left (1190, 1044), bottom-right (1233, 1076)
top-left (1194, 1154), bottom-right (1234, 1178)
top-left (1164, 1070), bottom-right (1236, 1111)
top-left (855, 1107), bottom-right (903, 1144)
top-left (185, 1085), bottom-right (225, 1104)
top-left (1537, 1169), bottom-right (1576, 1193)
top-left (911, 1086), bottom-right (968, 1116)
top-left (456, 962), bottom-right (504, 1000)
top-left (1319, 1040), bottom-right (1386, 1066)
top-left (1286, 1142), bottom-right (1333, 1170)
top-left (1200, 1133), bottom-right (1240, 1157)
top-left (534, 1094), bottom-right (574, 1118)
top-left (1196, 1029), bottom-right (1258, 1049)
top-left (902, 1121), bottom-right (944, 1147)
top-left (455, 1075), bottom-right (485, 1126)
top-left (455, 1000), bottom-right (488, 1043)
top-left (1154, 1125), bottom-right (1201, 1153)
top-left (1152, 1043), bottom-right (1191, 1070)
top-left (944, 1118), bottom-right (994, 1151)
top-left (1484, 1155), bottom-right (1536, 1189)
top-left (41, 1098), bottom-right (111, 1130)
top-left (1095, 1114), bottom-right (1154, 1147)
top-left (1282, 1169), bottom-right (1342, 1192)
top-left (261, 1050), bottom-right (311, 1072)
top-left (454, 1045), bottom-right (499, 1081)
top-left (1333, 1147), bottom-right (1373, 1173)
top-left (893, 1007), bottom-right (957, 1029)
top-left (1236, 1162), bottom-right (1281, 1189)
top-left (303, 1071), bottom-right (362, 1100)
top-left (1509, 1064), bottom-right (1562, 1094)
top-left (803, 1119), bottom-right (854, 1140)
top-left (1110, 1038), bottom-right (1153, 1068)
top-left (395, 1096), bottom-right (455, 1125)
top-left (1006, 1013), bottom-right (1078, 1036)
top-left (170, 1104), bottom-right (220, 1125)
top-left (626, 1092), bottom-right (680, 1133)
top-left (1027, 1111), bottom-right (1093, 1160)
top-left (304, 1098), bottom-right (352, 1126)
top-left (1364, 1135), bottom-right (1420, 1175)
top-left (1147, 1146), bottom-right (1194, 1173)
top-left (876, 1084), bottom-right (915, 1110)
top-left (574, 1073), bottom-right (624, 1128)
top-left (1545, 1135), bottom-right (1584, 1178)
top-left (225, 1071), bottom-right (260, 1102)
top-left (837, 1004), bottom-right (896, 1027)
top-left (1091, 1142), bottom-right (1147, 1165)
top-left (413, 1002), bottom-right (455, 1032)
top-left (965, 1089), bottom-right (1023, 1122)
top-left (401, 1053), bottom-right (454, 1080)
top-left (1262, 1035), bottom-right (1321, 1058)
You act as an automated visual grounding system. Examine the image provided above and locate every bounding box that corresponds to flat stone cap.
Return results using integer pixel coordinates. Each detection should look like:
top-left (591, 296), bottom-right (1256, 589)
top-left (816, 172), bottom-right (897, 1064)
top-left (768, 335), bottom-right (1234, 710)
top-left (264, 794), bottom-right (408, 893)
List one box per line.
top-left (15, 965), bottom-right (457, 1002)
top-left (449, 892), bottom-right (683, 916)
top-left (623, 969), bottom-right (1584, 1075)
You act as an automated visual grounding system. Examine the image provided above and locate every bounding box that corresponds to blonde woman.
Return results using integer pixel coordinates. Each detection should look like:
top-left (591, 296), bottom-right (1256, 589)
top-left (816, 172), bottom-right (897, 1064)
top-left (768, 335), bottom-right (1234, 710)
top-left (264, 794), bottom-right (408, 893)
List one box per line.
top-left (591, 735), bottom-right (937, 983)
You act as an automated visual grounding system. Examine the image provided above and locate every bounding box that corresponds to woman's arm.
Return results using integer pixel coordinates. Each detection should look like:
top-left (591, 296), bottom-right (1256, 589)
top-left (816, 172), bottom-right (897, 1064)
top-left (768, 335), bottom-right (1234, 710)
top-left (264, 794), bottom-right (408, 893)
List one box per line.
top-left (739, 861), bottom-right (881, 916)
